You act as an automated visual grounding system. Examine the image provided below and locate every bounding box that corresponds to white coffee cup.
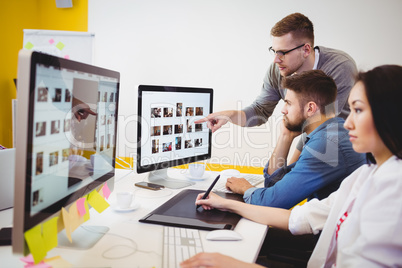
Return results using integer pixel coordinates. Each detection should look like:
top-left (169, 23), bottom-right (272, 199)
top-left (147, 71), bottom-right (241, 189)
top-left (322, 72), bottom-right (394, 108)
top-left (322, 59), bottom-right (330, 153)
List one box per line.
top-left (188, 163), bottom-right (205, 178)
top-left (116, 191), bottom-right (134, 209)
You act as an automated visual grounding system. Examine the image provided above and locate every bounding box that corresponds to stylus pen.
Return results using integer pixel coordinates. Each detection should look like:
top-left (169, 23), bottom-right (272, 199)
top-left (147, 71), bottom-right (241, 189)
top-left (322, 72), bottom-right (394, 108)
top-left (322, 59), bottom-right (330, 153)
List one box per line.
top-left (196, 174), bottom-right (220, 209)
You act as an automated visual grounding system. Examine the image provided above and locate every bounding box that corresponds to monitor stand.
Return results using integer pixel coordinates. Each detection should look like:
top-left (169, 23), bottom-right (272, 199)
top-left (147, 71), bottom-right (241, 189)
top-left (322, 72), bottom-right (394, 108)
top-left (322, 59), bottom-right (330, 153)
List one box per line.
top-left (58, 226), bottom-right (109, 249)
top-left (148, 169), bottom-right (195, 189)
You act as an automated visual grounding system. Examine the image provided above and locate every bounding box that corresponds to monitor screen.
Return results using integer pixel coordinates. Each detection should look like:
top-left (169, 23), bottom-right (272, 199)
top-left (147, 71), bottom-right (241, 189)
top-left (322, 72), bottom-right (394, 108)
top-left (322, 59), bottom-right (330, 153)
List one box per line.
top-left (13, 50), bottom-right (120, 255)
top-left (137, 85), bottom-right (213, 187)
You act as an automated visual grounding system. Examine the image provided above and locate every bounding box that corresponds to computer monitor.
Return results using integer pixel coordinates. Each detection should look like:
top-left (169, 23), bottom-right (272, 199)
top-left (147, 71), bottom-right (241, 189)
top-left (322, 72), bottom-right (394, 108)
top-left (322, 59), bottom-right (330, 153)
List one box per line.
top-left (12, 50), bottom-right (120, 255)
top-left (137, 85), bottom-right (213, 188)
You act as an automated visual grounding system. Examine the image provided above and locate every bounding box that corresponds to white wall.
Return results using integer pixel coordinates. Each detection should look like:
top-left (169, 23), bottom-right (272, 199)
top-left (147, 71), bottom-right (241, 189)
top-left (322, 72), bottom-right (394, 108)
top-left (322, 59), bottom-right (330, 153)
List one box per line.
top-left (88, 0), bottom-right (402, 168)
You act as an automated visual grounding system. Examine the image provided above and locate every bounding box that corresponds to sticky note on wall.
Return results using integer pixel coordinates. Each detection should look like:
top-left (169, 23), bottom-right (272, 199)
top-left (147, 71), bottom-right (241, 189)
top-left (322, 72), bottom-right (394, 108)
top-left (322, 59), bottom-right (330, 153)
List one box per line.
top-left (24, 42), bottom-right (34, 50)
top-left (56, 41), bottom-right (65, 51)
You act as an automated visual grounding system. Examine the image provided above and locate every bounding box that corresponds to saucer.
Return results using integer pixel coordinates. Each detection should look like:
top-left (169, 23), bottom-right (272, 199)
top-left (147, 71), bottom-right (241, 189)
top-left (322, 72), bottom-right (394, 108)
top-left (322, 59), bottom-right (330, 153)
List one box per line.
top-left (185, 172), bottom-right (210, 181)
top-left (111, 202), bottom-right (140, 212)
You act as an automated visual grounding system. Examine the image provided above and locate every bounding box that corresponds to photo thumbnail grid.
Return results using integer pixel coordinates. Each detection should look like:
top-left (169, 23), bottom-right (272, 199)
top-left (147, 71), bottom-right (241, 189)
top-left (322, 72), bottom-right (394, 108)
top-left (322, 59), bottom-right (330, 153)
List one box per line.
top-left (33, 84), bottom-right (117, 182)
top-left (150, 103), bottom-right (205, 154)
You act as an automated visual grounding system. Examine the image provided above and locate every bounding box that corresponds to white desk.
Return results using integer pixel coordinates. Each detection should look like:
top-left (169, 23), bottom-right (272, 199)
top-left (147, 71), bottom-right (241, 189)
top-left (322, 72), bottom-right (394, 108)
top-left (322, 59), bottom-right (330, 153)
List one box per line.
top-left (0, 168), bottom-right (267, 267)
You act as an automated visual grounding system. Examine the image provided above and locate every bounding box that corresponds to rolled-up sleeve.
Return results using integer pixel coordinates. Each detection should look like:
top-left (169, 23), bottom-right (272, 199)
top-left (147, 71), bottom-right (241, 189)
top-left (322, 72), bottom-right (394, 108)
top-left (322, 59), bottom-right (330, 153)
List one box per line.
top-left (289, 193), bottom-right (335, 235)
top-left (243, 187), bottom-right (257, 203)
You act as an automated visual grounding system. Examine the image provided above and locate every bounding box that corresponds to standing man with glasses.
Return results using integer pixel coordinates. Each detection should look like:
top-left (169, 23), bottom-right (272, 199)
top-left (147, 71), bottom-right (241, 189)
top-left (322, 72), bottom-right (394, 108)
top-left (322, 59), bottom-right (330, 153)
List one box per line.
top-left (195, 13), bottom-right (358, 266)
top-left (196, 12), bottom-right (357, 165)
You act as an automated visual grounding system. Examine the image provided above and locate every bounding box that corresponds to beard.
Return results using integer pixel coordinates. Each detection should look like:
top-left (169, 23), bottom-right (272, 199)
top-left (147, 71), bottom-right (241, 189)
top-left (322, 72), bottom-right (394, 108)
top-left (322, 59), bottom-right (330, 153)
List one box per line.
top-left (279, 66), bottom-right (298, 77)
top-left (278, 57), bottom-right (304, 77)
top-left (284, 115), bottom-right (306, 132)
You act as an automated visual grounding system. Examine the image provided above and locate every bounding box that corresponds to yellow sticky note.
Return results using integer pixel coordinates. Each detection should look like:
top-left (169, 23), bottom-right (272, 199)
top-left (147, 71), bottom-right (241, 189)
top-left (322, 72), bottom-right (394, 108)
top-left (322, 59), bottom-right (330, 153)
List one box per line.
top-left (24, 225), bottom-right (47, 264)
top-left (45, 255), bottom-right (73, 267)
top-left (68, 202), bottom-right (84, 233)
top-left (42, 217), bottom-right (58, 252)
top-left (61, 207), bottom-right (72, 243)
top-left (56, 42), bottom-right (65, 51)
top-left (83, 196), bottom-right (90, 222)
top-left (24, 42), bottom-right (34, 50)
top-left (88, 190), bottom-right (110, 213)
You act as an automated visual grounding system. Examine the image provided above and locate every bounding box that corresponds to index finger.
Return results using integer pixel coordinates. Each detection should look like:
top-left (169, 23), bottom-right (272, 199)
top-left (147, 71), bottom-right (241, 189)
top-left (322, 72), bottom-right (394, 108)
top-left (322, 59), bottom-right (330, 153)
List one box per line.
top-left (195, 193), bottom-right (206, 202)
top-left (87, 109), bottom-right (97, 116)
top-left (194, 117), bottom-right (208, 124)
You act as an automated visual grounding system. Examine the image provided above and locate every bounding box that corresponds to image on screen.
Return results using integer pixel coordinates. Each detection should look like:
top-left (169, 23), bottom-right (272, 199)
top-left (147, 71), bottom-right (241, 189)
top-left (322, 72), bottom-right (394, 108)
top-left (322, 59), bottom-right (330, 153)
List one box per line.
top-left (137, 85), bottom-right (213, 177)
top-left (28, 59), bottom-right (118, 216)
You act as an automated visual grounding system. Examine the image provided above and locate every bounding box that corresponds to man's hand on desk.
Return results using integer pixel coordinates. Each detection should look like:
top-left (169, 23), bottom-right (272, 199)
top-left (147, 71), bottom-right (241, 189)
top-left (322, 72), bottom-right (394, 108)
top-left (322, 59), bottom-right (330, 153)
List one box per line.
top-left (226, 177), bottom-right (253, 195)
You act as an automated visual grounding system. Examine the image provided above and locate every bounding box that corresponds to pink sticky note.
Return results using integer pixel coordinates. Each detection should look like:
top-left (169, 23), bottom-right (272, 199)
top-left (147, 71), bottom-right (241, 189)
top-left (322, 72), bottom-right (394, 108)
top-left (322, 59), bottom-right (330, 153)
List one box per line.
top-left (76, 197), bottom-right (87, 216)
top-left (24, 261), bottom-right (52, 268)
top-left (102, 184), bottom-right (111, 200)
top-left (48, 39), bottom-right (54, 45)
top-left (20, 254), bottom-right (34, 264)
top-left (64, 55), bottom-right (70, 59)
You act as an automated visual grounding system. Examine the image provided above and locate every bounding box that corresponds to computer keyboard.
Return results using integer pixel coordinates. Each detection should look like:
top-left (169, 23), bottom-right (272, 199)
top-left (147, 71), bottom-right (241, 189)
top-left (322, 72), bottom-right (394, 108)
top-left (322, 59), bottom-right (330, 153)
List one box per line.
top-left (162, 226), bottom-right (204, 268)
top-left (214, 173), bottom-right (265, 193)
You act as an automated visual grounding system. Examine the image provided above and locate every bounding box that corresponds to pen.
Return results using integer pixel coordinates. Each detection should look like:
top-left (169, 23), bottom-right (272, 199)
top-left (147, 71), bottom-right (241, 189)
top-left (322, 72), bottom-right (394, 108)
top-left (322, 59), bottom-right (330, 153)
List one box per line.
top-left (196, 174), bottom-right (220, 209)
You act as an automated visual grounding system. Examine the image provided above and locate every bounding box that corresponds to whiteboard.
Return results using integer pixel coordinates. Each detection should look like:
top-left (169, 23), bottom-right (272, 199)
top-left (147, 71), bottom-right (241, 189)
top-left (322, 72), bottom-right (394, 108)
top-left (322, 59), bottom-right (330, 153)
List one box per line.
top-left (23, 29), bottom-right (94, 64)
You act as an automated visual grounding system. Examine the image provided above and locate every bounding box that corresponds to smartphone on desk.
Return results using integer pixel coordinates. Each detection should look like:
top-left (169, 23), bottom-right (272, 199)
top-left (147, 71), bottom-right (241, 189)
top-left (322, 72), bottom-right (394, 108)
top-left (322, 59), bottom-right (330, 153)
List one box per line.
top-left (135, 182), bottom-right (165, 191)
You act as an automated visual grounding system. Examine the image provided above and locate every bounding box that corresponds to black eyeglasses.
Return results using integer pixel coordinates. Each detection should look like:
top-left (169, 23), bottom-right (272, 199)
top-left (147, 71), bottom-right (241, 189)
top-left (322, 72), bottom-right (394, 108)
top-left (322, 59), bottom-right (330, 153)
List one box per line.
top-left (269, 44), bottom-right (305, 60)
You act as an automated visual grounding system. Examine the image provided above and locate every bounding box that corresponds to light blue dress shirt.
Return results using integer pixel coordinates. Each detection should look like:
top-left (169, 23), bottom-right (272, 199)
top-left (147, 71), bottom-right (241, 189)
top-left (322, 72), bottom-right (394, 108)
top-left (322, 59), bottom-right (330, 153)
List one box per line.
top-left (243, 117), bottom-right (366, 209)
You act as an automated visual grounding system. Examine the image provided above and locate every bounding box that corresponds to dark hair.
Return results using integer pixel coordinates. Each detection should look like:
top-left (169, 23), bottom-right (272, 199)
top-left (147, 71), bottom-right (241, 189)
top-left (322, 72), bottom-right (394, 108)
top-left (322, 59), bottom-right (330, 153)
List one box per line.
top-left (282, 70), bottom-right (337, 114)
top-left (271, 13), bottom-right (314, 47)
top-left (357, 65), bottom-right (402, 163)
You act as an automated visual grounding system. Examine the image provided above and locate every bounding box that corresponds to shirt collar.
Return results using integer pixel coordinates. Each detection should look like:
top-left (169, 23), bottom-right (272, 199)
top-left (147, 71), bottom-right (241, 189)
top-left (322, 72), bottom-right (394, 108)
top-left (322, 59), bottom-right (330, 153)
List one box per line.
top-left (304, 117), bottom-right (342, 143)
top-left (313, 47), bottom-right (319, 70)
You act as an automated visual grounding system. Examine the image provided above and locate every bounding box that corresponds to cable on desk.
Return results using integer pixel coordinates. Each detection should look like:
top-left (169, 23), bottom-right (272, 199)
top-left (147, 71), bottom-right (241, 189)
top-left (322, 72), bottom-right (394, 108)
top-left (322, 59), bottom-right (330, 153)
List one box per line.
top-left (80, 226), bottom-right (161, 260)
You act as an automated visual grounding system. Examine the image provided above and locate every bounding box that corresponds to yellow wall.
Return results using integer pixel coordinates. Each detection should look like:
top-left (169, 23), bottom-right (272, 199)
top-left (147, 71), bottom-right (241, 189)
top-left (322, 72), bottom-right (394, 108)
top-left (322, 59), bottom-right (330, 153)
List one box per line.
top-left (0, 0), bottom-right (88, 148)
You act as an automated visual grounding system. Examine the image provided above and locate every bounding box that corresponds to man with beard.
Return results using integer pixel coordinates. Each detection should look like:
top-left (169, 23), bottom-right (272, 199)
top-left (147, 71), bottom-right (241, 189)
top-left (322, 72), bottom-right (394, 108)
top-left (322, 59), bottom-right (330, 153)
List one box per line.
top-left (226, 70), bottom-right (365, 208)
top-left (196, 12), bottom-right (357, 164)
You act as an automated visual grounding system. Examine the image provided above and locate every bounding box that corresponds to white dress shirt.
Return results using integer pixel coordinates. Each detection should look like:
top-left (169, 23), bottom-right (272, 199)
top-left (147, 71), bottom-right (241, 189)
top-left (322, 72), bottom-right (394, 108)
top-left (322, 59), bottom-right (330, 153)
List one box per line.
top-left (289, 156), bottom-right (402, 267)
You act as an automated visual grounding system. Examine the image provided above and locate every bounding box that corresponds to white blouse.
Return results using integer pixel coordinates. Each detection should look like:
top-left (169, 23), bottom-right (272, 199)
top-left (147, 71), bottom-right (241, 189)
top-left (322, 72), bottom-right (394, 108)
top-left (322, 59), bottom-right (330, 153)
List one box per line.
top-left (289, 156), bottom-right (402, 267)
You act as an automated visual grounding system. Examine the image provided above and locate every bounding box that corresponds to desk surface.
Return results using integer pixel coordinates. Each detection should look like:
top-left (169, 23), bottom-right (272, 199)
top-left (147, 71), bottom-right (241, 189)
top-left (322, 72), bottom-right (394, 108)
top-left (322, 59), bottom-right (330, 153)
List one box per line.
top-left (0, 168), bottom-right (267, 267)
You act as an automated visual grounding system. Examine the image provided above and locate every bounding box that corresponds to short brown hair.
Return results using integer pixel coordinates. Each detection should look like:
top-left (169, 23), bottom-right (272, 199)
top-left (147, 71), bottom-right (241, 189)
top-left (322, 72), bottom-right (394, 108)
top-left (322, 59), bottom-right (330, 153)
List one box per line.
top-left (271, 13), bottom-right (314, 47)
top-left (282, 70), bottom-right (337, 114)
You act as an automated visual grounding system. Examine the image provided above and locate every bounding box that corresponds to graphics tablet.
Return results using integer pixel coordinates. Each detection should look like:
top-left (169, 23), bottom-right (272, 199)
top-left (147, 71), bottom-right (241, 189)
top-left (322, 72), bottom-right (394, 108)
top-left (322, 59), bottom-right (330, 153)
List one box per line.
top-left (139, 189), bottom-right (244, 230)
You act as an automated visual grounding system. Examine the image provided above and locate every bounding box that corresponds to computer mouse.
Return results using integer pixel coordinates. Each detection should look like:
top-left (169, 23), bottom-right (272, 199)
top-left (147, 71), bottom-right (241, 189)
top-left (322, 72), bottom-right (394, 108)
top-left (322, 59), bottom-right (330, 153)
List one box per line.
top-left (206, 230), bottom-right (243, 241)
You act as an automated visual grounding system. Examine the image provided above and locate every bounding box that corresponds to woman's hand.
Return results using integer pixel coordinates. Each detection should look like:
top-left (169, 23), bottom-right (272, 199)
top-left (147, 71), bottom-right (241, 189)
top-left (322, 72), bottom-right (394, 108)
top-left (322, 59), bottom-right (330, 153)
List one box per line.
top-left (195, 192), bottom-right (230, 211)
top-left (180, 252), bottom-right (262, 268)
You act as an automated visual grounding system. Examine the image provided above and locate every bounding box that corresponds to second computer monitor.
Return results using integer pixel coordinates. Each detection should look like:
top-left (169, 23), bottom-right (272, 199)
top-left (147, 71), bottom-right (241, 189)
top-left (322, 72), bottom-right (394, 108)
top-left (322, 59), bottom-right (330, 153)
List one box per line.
top-left (13, 50), bottom-right (120, 256)
top-left (137, 85), bottom-right (213, 188)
